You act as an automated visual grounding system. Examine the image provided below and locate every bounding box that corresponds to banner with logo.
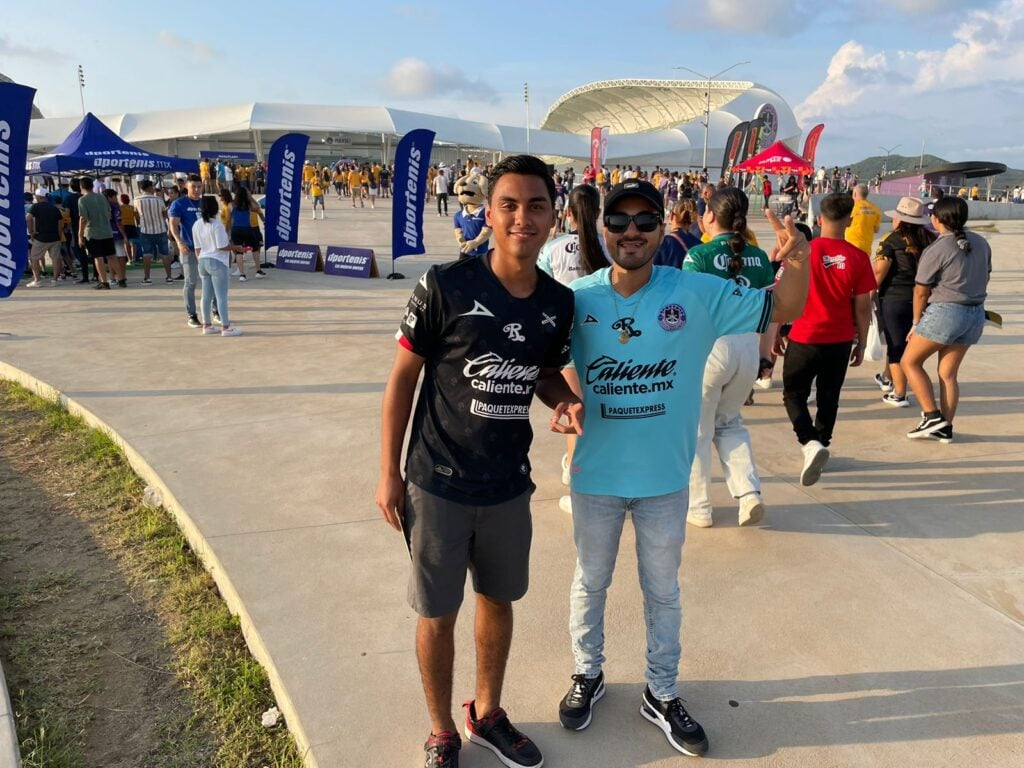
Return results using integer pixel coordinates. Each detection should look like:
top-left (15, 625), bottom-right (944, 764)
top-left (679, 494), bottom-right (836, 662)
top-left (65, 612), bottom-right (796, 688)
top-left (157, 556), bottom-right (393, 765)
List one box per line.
top-left (391, 128), bottom-right (435, 261)
top-left (720, 120), bottom-right (748, 180)
top-left (275, 242), bottom-right (323, 272)
top-left (0, 81), bottom-right (36, 300)
top-left (324, 246), bottom-right (379, 278)
top-left (590, 127), bottom-right (601, 171)
top-left (599, 127), bottom-right (609, 166)
top-left (801, 123), bottom-right (825, 166)
top-left (264, 133), bottom-right (309, 251)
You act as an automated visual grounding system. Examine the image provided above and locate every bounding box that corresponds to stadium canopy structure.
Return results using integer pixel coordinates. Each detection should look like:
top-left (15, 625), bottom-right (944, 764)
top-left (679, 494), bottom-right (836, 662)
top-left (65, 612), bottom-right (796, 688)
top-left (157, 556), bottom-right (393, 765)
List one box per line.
top-left (26, 79), bottom-right (799, 173)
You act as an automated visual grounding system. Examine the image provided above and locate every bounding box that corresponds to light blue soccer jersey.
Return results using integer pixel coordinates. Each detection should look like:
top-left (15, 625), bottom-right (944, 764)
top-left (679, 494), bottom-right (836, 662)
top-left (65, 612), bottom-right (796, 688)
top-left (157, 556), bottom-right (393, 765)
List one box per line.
top-left (569, 265), bottom-right (774, 497)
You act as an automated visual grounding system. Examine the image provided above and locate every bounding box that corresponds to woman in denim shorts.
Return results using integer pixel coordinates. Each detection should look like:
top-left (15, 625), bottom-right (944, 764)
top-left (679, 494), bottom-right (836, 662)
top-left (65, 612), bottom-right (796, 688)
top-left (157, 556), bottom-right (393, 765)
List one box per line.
top-left (902, 197), bottom-right (992, 443)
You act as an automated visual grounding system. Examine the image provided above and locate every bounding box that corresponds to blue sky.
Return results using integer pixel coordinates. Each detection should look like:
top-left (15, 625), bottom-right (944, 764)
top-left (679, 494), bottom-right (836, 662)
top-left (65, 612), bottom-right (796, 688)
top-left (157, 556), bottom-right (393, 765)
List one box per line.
top-left (3, 0), bottom-right (1023, 168)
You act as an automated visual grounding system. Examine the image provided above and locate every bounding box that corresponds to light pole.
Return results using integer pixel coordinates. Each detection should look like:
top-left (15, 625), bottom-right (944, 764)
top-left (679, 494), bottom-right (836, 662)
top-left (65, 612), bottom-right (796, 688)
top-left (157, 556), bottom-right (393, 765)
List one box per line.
top-left (879, 144), bottom-right (901, 175)
top-left (673, 61), bottom-right (749, 170)
top-left (524, 82), bottom-right (530, 154)
top-left (77, 64), bottom-right (86, 116)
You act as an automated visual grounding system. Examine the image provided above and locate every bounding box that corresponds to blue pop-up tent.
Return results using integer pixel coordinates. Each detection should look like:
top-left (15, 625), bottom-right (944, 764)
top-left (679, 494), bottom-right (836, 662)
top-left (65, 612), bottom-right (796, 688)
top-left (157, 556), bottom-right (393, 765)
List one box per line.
top-left (26, 113), bottom-right (199, 175)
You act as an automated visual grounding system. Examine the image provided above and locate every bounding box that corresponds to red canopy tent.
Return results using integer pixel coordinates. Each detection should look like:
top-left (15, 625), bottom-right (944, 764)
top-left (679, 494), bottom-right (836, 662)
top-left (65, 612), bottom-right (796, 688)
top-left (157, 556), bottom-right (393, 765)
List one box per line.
top-left (732, 141), bottom-right (814, 176)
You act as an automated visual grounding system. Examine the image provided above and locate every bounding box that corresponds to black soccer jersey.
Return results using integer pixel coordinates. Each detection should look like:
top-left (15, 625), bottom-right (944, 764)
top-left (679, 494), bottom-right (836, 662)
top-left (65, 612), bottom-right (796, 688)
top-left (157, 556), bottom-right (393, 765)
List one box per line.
top-left (398, 257), bottom-right (574, 505)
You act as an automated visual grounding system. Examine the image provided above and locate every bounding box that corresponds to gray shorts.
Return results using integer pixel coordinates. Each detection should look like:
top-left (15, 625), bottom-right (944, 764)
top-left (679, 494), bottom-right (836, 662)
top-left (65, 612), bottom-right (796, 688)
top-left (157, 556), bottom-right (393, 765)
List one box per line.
top-left (403, 483), bottom-right (533, 618)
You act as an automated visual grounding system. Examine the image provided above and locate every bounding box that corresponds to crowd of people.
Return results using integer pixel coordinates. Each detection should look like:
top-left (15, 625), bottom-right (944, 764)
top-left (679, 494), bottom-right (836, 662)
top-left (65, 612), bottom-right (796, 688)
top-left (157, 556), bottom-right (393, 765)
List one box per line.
top-left (373, 153), bottom-right (993, 768)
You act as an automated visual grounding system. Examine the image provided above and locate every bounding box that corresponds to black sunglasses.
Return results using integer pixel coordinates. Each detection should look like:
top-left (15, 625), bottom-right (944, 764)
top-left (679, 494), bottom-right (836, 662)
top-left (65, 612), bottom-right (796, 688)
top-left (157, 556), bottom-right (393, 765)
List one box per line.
top-left (603, 212), bottom-right (663, 233)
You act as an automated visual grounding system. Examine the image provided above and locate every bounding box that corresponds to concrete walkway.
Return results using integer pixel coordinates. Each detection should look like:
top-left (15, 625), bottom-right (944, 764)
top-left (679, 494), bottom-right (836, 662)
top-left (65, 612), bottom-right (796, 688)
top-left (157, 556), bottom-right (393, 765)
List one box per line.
top-left (1, 199), bottom-right (1022, 767)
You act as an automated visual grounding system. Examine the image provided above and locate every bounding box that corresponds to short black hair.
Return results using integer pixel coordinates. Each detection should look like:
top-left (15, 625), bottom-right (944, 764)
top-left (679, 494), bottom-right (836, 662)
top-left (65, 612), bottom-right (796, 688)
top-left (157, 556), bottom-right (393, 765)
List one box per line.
top-left (819, 192), bottom-right (854, 222)
top-left (139, 179), bottom-right (154, 191)
top-left (487, 154), bottom-right (556, 206)
top-left (80, 176), bottom-right (95, 190)
top-left (187, 174), bottom-right (202, 183)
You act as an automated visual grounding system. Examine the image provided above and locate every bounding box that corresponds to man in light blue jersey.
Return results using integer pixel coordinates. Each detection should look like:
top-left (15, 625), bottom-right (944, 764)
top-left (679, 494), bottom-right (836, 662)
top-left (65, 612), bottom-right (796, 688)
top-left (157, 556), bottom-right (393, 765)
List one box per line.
top-left (557, 180), bottom-right (810, 758)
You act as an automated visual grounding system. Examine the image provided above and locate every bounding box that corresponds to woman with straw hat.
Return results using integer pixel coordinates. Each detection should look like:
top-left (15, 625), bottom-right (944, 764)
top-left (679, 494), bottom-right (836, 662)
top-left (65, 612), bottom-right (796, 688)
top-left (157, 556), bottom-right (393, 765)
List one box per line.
top-left (874, 196), bottom-right (935, 407)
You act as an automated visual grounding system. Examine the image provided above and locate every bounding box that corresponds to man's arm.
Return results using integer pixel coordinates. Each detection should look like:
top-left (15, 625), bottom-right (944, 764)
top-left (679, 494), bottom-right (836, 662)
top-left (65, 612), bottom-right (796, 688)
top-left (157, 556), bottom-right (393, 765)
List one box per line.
top-left (25, 212), bottom-right (34, 239)
top-left (765, 210), bottom-right (810, 323)
top-left (535, 368), bottom-right (584, 436)
top-left (374, 345), bottom-right (425, 532)
top-left (169, 215), bottom-right (188, 254)
top-left (851, 292), bottom-right (871, 367)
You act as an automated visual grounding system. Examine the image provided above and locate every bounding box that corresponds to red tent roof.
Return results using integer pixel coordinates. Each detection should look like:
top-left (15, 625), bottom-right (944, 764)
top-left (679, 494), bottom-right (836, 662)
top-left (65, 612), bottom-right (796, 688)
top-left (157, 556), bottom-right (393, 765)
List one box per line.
top-left (732, 141), bottom-right (814, 175)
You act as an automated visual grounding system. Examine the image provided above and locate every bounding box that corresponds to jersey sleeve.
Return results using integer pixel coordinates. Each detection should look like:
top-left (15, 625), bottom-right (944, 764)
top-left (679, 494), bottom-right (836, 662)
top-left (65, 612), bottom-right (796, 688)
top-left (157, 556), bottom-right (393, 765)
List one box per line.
top-left (914, 246), bottom-right (945, 287)
top-left (537, 242), bottom-right (553, 277)
top-left (543, 289), bottom-right (574, 369)
top-left (696, 272), bottom-right (775, 336)
top-left (397, 267), bottom-right (444, 358)
top-left (875, 233), bottom-right (899, 261)
top-left (681, 247), bottom-right (704, 273)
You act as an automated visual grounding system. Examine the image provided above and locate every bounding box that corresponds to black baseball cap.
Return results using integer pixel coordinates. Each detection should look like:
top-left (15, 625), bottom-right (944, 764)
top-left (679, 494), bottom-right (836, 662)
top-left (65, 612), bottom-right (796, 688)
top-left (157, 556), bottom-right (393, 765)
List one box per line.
top-left (603, 180), bottom-right (664, 216)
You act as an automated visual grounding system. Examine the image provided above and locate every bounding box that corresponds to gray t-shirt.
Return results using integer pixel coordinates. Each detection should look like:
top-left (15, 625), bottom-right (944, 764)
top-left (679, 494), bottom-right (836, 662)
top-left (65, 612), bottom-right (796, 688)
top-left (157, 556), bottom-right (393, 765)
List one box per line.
top-left (915, 231), bottom-right (991, 305)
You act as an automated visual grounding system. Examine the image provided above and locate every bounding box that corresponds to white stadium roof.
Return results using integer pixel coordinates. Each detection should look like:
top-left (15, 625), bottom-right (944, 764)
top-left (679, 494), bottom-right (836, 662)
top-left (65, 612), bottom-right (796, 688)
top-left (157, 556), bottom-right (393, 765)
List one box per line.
top-left (28, 80), bottom-right (800, 172)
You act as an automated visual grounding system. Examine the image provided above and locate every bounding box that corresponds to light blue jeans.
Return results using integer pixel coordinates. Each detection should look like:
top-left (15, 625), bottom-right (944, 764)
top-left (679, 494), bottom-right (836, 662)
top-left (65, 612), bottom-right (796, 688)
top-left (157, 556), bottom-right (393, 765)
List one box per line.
top-left (198, 258), bottom-right (230, 326)
top-left (569, 489), bottom-right (688, 700)
top-left (181, 250), bottom-right (198, 316)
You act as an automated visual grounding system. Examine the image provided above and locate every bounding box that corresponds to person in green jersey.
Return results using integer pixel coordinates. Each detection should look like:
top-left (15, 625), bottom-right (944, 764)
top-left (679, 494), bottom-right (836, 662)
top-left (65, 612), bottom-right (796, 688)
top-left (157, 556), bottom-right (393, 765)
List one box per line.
top-left (682, 187), bottom-right (775, 527)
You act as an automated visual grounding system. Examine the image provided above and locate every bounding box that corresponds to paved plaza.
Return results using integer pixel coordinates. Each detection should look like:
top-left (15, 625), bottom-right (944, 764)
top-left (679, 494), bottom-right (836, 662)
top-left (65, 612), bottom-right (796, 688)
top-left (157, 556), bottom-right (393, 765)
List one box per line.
top-left (1, 198), bottom-right (1023, 767)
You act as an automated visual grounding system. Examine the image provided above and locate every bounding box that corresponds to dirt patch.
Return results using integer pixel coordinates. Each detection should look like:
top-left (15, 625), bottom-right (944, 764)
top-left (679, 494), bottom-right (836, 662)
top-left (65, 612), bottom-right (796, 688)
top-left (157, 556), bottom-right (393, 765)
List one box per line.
top-left (0, 381), bottom-right (286, 767)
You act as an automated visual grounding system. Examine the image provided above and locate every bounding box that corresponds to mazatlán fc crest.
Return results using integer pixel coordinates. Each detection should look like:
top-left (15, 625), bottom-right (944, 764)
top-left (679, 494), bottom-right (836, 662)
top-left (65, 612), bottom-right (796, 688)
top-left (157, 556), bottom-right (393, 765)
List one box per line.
top-left (658, 304), bottom-right (686, 331)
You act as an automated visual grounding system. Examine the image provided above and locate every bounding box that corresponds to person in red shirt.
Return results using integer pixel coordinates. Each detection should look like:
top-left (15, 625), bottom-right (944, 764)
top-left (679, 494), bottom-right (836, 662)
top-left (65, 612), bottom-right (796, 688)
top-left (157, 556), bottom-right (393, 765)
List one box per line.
top-left (779, 193), bottom-right (875, 486)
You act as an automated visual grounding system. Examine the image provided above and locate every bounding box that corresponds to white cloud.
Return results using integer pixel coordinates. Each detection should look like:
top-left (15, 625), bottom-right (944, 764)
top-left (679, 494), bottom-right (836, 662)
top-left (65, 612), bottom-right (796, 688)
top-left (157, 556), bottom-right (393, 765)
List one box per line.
top-left (678, 0), bottom-right (822, 35)
top-left (157, 30), bottom-right (219, 60)
top-left (381, 58), bottom-right (498, 102)
top-left (911, 0), bottom-right (1024, 90)
top-left (794, 41), bottom-right (888, 124)
top-left (0, 35), bottom-right (64, 59)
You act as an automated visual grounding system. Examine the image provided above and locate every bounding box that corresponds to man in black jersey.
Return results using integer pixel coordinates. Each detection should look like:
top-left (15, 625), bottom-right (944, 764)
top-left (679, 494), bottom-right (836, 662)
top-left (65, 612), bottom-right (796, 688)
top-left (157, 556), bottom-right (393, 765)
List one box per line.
top-left (376, 155), bottom-right (582, 768)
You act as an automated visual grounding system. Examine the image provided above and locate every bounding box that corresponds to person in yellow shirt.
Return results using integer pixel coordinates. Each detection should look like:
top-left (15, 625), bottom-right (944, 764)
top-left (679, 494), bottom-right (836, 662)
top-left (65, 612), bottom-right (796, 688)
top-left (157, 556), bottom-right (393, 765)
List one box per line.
top-left (310, 178), bottom-right (326, 220)
top-left (845, 183), bottom-right (882, 255)
top-left (348, 166), bottom-right (364, 208)
top-left (333, 167), bottom-right (345, 199)
top-left (302, 162), bottom-right (315, 196)
top-left (199, 160), bottom-right (213, 193)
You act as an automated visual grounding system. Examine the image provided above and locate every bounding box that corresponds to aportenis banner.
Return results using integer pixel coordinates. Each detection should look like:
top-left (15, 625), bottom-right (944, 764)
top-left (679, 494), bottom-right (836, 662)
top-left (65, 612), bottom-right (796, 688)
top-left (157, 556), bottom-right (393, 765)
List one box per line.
top-left (264, 133), bottom-right (310, 251)
top-left (1, 81), bottom-right (36, 299)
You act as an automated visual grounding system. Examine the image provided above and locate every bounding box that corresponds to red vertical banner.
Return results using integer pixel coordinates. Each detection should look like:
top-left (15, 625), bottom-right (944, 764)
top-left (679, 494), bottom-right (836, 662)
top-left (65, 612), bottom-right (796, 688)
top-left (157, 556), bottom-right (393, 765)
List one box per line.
top-left (590, 127), bottom-right (601, 171)
top-left (801, 123), bottom-right (825, 165)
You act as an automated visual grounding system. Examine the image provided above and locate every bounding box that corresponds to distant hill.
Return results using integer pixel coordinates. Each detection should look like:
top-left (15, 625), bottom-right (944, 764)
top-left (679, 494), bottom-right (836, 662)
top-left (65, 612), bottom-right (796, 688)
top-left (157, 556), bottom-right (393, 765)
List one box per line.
top-left (841, 154), bottom-right (1024, 192)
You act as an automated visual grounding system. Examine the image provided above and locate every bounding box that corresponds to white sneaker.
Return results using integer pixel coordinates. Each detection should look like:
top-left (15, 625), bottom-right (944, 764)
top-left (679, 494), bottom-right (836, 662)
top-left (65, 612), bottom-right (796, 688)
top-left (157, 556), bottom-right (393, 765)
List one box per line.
top-left (754, 377), bottom-right (772, 390)
top-left (738, 493), bottom-right (766, 526)
top-left (686, 510), bottom-right (713, 528)
top-left (558, 496), bottom-right (572, 515)
top-left (800, 440), bottom-right (830, 486)
top-left (230, 267), bottom-right (241, 276)
top-left (561, 453), bottom-right (570, 486)
top-left (27, 279), bottom-right (42, 287)
top-left (239, 274), bottom-right (248, 282)
top-left (220, 326), bottom-right (242, 337)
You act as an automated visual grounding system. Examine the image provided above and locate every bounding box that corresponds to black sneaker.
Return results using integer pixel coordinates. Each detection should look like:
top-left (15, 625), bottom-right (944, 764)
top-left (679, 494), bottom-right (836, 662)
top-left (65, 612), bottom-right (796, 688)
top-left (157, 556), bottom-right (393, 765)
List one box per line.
top-left (559, 672), bottom-right (605, 730)
top-left (463, 700), bottom-right (542, 767)
top-left (874, 372), bottom-right (894, 393)
top-left (187, 315), bottom-right (202, 328)
top-left (639, 686), bottom-right (708, 757)
top-left (930, 424), bottom-right (953, 444)
top-left (94, 281), bottom-right (110, 290)
top-left (907, 413), bottom-right (948, 439)
top-left (117, 279), bottom-right (128, 288)
top-left (423, 731), bottom-right (460, 768)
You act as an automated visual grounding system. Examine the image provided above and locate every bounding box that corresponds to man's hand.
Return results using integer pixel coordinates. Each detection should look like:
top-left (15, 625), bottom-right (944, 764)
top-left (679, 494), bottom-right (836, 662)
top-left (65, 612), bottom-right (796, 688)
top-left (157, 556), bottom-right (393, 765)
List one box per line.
top-left (549, 400), bottom-right (584, 435)
top-left (375, 473), bottom-right (406, 532)
top-left (765, 209), bottom-right (810, 264)
top-left (850, 343), bottom-right (864, 367)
